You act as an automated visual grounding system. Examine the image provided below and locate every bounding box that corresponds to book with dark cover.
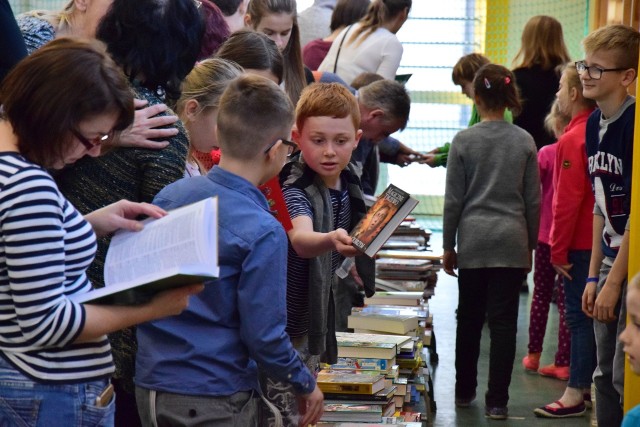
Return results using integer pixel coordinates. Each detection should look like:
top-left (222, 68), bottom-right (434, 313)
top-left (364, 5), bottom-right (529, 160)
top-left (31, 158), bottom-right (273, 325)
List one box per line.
top-left (324, 386), bottom-right (397, 404)
top-left (350, 184), bottom-right (418, 258)
top-left (70, 198), bottom-right (219, 305)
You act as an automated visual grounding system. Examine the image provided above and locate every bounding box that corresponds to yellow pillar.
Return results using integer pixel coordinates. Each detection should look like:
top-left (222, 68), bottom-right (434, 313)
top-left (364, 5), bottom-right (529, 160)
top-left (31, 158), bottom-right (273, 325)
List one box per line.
top-left (484, 0), bottom-right (510, 65)
top-left (624, 53), bottom-right (640, 414)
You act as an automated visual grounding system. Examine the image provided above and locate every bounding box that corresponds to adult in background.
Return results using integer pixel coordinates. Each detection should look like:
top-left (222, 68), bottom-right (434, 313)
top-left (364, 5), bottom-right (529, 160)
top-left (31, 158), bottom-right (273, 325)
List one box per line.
top-left (0, 0), bottom-right (27, 82)
top-left (54, 1), bottom-right (203, 425)
top-left (302, 0), bottom-right (369, 71)
top-left (16, 0), bottom-right (186, 149)
top-left (318, 0), bottom-right (411, 84)
top-left (0, 37), bottom-right (201, 427)
top-left (512, 15), bottom-right (571, 151)
top-left (298, 0), bottom-right (336, 47)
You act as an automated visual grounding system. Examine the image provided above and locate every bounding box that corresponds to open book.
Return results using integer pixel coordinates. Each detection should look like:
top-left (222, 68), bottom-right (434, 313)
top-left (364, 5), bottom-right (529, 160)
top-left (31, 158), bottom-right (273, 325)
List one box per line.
top-left (350, 184), bottom-right (418, 258)
top-left (70, 197), bottom-right (219, 305)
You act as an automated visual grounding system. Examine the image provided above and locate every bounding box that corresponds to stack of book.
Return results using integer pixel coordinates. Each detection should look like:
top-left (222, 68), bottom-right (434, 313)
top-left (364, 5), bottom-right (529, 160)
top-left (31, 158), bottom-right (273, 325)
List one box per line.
top-left (375, 258), bottom-right (433, 283)
top-left (350, 305), bottom-right (432, 348)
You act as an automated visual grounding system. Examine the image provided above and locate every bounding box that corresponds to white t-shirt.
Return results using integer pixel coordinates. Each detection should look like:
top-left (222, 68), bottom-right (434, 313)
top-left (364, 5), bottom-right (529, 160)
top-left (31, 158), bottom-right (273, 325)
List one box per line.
top-left (318, 22), bottom-right (403, 84)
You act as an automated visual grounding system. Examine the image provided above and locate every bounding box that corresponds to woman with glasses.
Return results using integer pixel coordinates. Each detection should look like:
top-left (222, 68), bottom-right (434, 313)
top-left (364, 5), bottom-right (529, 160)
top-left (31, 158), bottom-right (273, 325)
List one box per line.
top-left (54, 0), bottom-right (203, 424)
top-left (0, 38), bottom-right (201, 427)
top-left (512, 15), bottom-right (571, 151)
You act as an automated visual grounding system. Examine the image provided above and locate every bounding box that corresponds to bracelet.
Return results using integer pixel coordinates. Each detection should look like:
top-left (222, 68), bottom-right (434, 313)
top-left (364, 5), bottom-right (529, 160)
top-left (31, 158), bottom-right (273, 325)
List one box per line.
top-left (586, 277), bottom-right (599, 283)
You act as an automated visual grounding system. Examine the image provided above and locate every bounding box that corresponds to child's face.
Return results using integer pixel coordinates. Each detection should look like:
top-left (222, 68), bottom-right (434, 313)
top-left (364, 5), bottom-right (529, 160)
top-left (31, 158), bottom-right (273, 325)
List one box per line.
top-left (187, 107), bottom-right (219, 153)
top-left (580, 49), bottom-right (628, 103)
top-left (459, 79), bottom-right (474, 99)
top-left (294, 116), bottom-right (362, 188)
top-left (252, 12), bottom-right (293, 52)
top-left (556, 71), bottom-right (572, 117)
top-left (621, 285), bottom-right (640, 374)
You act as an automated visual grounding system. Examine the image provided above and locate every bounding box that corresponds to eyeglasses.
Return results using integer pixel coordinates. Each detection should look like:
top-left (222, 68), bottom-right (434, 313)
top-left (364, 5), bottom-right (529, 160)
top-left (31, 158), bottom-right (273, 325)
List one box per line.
top-left (575, 60), bottom-right (626, 80)
top-left (263, 138), bottom-right (297, 157)
top-left (72, 129), bottom-right (111, 150)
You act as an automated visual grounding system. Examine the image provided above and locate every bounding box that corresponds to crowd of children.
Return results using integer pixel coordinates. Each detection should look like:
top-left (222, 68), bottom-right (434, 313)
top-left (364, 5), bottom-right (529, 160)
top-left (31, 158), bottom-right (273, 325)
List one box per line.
top-left (1, 1), bottom-right (640, 426)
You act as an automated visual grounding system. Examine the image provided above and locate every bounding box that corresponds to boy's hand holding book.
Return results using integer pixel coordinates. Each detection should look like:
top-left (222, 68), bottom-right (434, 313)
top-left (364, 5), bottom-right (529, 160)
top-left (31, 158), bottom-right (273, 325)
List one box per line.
top-left (142, 283), bottom-right (205, 319)
top-left (298, 384), bottom-right (324, 427)
top-left (330, 228), bottom-right (360, 257)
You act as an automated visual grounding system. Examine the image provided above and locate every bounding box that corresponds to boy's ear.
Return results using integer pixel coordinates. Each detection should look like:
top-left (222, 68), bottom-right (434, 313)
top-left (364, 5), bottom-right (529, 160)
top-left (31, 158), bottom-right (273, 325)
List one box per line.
top-left (569, 86), bottom-right (578, 102)
top-left (183, 99), bottom-right (200, 122)
top-left (353, 129), bottom-right (363, 150)
top-left (621, 68), bottom-right (637, 88)
top-left (291, 126), bottom-right (301, 144)
top-left (74, 0), bottom-right (88, 12)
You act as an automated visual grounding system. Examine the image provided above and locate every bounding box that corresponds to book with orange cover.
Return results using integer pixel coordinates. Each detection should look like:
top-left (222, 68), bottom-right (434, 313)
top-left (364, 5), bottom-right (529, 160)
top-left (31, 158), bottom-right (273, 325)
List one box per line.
top-left (350, 184), bottom-right (418, 258)
top-left (317, 370), bottom-right (386, 395)
top-left (258, 176), bottom-right (292, 232)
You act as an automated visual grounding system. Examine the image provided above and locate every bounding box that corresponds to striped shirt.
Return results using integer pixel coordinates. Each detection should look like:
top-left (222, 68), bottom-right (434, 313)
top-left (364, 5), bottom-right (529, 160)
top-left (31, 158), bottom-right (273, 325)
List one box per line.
top-left (283, 183), bottom-right (351, 337)
top-left (0, 153), bottom-right (112, 382)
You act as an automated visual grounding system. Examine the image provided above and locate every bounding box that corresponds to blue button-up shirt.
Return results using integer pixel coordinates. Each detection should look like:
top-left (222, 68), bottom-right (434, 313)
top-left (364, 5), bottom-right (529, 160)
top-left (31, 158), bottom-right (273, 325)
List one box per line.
top-left (135, 166), bottom-right (316, 396)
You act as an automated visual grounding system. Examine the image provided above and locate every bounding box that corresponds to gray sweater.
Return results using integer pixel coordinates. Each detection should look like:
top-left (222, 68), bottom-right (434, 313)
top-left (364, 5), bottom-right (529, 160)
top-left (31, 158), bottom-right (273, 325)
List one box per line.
top-left (443, 121), bottom-right (540, 269)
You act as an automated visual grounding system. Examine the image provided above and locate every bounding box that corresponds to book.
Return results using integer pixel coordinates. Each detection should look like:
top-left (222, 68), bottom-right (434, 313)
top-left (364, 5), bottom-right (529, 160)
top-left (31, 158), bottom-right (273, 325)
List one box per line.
top-left (70, 198), bottom-right (219, 305)
top-left (324, 386), bottom-right (397, 404)
top-left (395, 73), bottom-right (412, 84)
top-left (336, 332), bottom-right (413, 359)
top-left (374, 279), bottom-right (427, 293)
top-left (365, 292), bottom-right (424, 307)
top-left (375, 249), bottom-right (443, 263)
top-left (333, 357), bottom-right (396, 371)
top-left (350, 184), bottom-right (418, 258)
top-left (258, 176), bottom-right (292, 232)
top-left (317, 371), bottom-right (386, 395)
top-left (348, 313), bottom-right (419, 335)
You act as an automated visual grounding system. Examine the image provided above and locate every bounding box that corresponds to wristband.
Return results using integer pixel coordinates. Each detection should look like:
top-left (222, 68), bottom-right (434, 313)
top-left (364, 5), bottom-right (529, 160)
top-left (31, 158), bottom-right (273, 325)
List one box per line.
top-left (586, 277), bottom-right (599, 283)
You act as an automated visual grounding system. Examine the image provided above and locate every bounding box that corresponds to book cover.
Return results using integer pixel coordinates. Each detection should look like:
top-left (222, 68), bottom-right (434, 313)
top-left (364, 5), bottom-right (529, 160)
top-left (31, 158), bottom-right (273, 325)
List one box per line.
top-left (317, 371), bottom-right (386, 395)
top-left (333, 357), bottom-right (396, 371)
top-left (350, 184), bottom-right (418, 258)
top-left (347, 313), bottom-right (419, 335)
top-left (258, 176), bottom-right (293, 232)
top-left (375, 249), bottom-right (443, 263)
top-left (70, 198), bottom-right (219, 305)
top-left (336, 332), bottom-right (413, 359)
top-left (324, 386), bottom-right (397, 404)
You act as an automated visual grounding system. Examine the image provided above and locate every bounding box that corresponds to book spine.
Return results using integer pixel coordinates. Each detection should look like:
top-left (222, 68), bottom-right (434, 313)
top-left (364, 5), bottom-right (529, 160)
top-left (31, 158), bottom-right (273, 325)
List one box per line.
top-left (333, 357), bottom-right (391, 370)
top-left (318, 383), bottom-right (373, 394)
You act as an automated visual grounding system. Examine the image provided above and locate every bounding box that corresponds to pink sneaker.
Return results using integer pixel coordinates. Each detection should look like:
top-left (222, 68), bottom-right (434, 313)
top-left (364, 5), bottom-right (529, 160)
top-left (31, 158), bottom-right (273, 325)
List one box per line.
top-left (538, 364), bottom-right (570, 380)
top-left (522, 353), bottom-right (541, 372)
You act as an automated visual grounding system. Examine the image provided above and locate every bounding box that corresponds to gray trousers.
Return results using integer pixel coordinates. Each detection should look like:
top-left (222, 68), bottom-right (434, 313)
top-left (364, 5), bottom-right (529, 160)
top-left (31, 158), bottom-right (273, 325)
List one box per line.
top-left (593, 262), bottom-right (627, 427)
top-left (135, 387), bottom-right (257, 427)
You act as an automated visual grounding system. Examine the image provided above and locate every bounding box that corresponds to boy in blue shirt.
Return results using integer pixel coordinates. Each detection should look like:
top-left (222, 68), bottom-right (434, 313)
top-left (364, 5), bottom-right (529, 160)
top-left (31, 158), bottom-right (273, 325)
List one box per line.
top-left (134, 75), bottom-right (323, 427)
top-left (580, 24), bottom-right (640, 426)
top-left (261, 83), bottom-right (376, 426)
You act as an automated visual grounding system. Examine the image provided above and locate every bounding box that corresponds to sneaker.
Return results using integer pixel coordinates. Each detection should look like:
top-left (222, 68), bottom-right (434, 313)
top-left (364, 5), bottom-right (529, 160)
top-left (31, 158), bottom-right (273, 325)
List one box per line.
top-left (455, 392), bottom-right (476, 407)
top-left (522, 353), bottom-right (541, 372)
top-left (534, 401), bottom-right (586, 418)
top-left (538, 364), bottom-right (570, 380)
top-left (485, 406), bottom-right (508, 420)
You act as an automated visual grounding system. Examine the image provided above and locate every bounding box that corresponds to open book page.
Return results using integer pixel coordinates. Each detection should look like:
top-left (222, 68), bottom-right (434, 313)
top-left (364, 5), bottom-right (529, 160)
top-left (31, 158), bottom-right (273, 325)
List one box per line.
top-left (103, 197), bottom-right (219, 290)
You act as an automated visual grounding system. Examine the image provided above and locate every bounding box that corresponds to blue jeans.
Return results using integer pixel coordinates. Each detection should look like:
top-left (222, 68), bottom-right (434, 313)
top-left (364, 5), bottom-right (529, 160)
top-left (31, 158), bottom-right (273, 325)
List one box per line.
top-left (563, 250), bottom-right (595, 389)
top-left (0, 356), bottom-right (115, 427)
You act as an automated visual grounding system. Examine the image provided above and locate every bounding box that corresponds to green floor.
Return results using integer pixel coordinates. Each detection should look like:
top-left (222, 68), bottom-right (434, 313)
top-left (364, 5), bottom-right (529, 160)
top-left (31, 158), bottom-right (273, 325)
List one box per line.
top-left (425, 230), bottom-right (593, 426)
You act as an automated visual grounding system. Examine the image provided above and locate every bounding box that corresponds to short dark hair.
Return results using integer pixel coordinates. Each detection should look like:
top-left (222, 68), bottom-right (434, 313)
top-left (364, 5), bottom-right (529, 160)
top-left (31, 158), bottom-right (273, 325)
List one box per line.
top-left (358, 80), bottom-right (411, 130)
top-left (0, 38), bottom-right (134, 168)
top-left (217, 75), bottom-right (294, 159)
top-left (215, 30), bottom-right (284, 84)
top-left (96, 0), bottom-right (204, 102)
top-left (473, 64), bottom-right (521, 115)
top-left (330, 0), bottom-right (370, 32)
top-left (209, 0), bottom-right (242, 16)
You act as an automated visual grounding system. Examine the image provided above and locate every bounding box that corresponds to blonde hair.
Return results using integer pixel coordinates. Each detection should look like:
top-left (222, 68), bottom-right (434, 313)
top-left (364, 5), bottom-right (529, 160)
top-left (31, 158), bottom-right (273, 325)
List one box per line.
top-left (23, 1), bottom-right (74, 30)
top-left (348, 0), bottom-right (410, 46)
top-left (582, 24), bottom-right (640, 72)
top-left (513, 15), bottom-right (570, 70)
top-left (559, 62), bottom-right (596, 109)
top-left (246, 0), bottom-right (306, 105)
top-left (544, 99), bottom-right (571, 139)
top-left (176, 58), bottom-right (244, 118)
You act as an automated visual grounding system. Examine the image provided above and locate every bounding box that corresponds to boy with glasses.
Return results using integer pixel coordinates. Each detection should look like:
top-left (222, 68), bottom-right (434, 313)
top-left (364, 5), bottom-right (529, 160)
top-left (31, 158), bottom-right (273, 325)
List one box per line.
top-left (579, 24), bottom-right (640, 426)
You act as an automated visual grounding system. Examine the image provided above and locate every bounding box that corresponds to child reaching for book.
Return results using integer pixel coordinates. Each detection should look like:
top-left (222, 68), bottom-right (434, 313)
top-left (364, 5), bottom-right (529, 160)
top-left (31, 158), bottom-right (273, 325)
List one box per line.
top-left (134, 75), bottom-right (324, 427)
top-left (443, 63), bottom-right (540, 420)
top-left (260, 83), bottom-right (376, 426)
top-left (620, 273), bottom-right (640, 426)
